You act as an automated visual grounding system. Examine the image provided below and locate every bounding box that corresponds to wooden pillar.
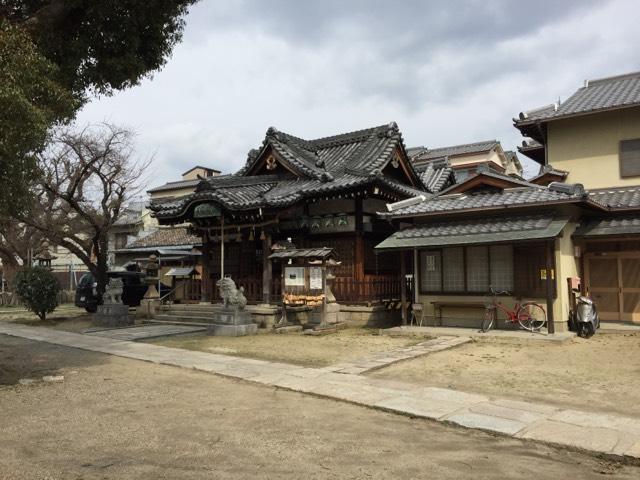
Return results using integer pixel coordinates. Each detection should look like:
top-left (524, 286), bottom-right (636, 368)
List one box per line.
top-left (200, 236), bottom-right (211, 303)
top-left (354, 197), bottom-right (364, 282)
top-left (400, 250), bottom-right (407, 325)
top-left (262, 233), bottom-right (272, 304)
top-left (413, 248), bottom-right (419, 304)
top-left (546, 239), bottom-right (555, 334)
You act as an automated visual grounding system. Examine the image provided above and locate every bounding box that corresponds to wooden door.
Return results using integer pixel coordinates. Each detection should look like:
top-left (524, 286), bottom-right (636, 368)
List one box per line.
top-left (585, 253), bottom-right (640, 322)
top-left (620, 256), bottom-right (640, 322)
top-left (584, 255), bottom-right (620, 321)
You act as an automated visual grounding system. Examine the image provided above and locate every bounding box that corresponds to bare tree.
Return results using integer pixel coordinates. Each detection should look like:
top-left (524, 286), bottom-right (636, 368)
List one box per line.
top-left (0, 219), bottom-right (44, 280)
top-left (15, 124), bottom-right (151, 299)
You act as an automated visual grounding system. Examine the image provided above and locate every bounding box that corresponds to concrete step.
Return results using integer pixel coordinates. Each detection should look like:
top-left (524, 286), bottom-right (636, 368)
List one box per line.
top-left (153, 314), bottom-right (213, 324)
top-left (156, 308), bottom-right (220, 316)
top-left (143, 318), bottom-right (210, 327)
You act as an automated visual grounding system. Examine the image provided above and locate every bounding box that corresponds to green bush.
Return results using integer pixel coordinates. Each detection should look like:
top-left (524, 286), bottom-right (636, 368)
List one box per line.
top-left (15, 267), bottom-right (60, 321)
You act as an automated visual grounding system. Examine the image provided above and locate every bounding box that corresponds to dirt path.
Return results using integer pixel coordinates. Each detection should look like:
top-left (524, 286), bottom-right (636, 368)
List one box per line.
top-left (0, 335), bottom-right (638, 479)
top-left (370, 333), bottom-right (640, 417)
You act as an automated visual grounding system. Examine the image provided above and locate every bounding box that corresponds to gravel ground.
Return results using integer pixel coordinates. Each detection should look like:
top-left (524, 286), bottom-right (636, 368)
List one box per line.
top-left (1, 335), bottom-right (639, 479)
top-left (149, 328), bottom-right (421, 367)
top-left (370, 333), bottom-right (640, 417)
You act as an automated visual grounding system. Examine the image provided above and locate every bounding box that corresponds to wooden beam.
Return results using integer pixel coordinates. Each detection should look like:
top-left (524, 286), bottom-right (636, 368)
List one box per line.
top-left (262, 233), bottom-right (272, 304)
top-left (546, 239), bottom-right (555, 334)
top-left (354, 197), bottom-right (364, 281)
top-left (400, 250), bottom-right (407, 325)
top-left (200, 238), bottom-right (210, 303)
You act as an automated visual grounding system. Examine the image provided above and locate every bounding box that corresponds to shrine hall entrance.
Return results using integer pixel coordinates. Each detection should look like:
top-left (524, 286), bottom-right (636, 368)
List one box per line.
top-left (584, 252), bottom-right (640, 322)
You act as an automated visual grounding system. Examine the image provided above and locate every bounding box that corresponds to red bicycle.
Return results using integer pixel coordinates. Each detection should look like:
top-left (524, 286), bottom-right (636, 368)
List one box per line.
top-left (481, 287), bottom-right (547, 332)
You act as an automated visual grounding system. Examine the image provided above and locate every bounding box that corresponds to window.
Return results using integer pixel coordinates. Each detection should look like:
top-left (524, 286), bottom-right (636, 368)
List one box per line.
top-left (620, 139), bottom-right (640, 177)
top-left (443, 247), bottom-right (464, 291)
top-left (466, 246), bottom-right (489, 291)
top-left (419, 244), bottom-right (514, 294)
top-left (420, 251), bottom-right (441, 291)
top-left (490, 245), bottom-right (514, 291)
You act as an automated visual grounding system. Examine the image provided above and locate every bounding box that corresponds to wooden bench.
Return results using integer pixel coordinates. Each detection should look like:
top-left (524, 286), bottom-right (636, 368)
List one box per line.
top-left (431, 301), bottom-right (486, 326)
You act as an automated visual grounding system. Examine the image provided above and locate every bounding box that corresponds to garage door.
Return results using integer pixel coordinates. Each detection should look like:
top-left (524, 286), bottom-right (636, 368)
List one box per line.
top-left (584, 253), bottom-right (640, 322)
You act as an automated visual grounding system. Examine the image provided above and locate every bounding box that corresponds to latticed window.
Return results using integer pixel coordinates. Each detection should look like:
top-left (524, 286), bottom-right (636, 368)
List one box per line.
top-left (490, 245), bottom-right (514, 291)
top-left (443, 247), bottom-right (464, 291)
top-left (420, 251), bottom-right (442, 291)
top-left (466, 246), bottom-right (489, 292)
top-left (419, 244), bottom-right (515, 294)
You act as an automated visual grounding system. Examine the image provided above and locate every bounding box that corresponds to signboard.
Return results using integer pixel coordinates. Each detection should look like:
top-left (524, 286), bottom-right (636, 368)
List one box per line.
top-left (309, 267), bottom-right (323, 290)
top-left (194, 202), bottom-right (221, 218)
top-left (284, 267), bottom-right (305, 287)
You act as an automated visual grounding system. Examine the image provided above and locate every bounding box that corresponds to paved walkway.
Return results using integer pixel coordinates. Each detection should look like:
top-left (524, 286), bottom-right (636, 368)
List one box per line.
top-left (0, 323), bottom-right (638, 460)
top-left (84, 324), bottom-right (206, 341)
top-left (383, 325), bottom-right (576, 342)
top-left (329, 336), bottom-right (472, 374)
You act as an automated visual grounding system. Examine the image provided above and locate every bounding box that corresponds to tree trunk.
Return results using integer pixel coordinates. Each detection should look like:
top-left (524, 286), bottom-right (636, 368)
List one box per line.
top-left (94, 235), bottom-right (109, 302)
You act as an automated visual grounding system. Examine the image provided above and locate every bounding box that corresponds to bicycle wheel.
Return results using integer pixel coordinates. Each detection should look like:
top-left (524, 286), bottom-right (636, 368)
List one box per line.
top-left (517, 302), bottom-right (547, 331)
top-left (481, 307), bottom-right (495, 332)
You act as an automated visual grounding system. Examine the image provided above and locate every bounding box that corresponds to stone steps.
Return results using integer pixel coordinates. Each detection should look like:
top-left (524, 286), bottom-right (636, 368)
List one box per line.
top-left (152, 314), bottom-right (213, 324)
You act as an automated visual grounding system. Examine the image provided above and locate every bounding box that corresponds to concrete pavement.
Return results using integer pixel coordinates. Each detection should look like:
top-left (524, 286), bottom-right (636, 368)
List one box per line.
top-left (1, 322), bottom-right (638, 461)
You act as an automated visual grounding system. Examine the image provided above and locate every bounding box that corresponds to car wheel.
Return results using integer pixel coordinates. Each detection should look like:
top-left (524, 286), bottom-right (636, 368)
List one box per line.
top-left (85, 305), bottom-right (97, 313)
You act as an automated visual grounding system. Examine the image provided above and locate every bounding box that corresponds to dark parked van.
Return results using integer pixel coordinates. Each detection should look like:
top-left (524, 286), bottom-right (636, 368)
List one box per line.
top-left (75, 271), bottom-right (155, 312)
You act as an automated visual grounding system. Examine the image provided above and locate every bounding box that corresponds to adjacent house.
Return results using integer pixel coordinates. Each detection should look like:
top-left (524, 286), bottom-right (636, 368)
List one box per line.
top-left (377, 71), bottom-right (640, 329)
top-left (409, 140), bottom-right (523, 184)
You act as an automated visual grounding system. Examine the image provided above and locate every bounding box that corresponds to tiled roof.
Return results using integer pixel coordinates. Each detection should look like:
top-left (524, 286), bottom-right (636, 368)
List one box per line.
top-left (381, 183), bottom-right (587, 218)
top-left (516, 71), bottom-right (640, 125)
top-left (529, 164), bottom-right (569, 183)
top-left (436, 167), bottom-right (537, 195)
top-left (376, 214), bottom-right (569, 249)
top-left (503, 150), bottom-right (523, 173)
top-left (126, 227), bottom-right (201, 248)
top-left (151, 122), bottom-right (426, 220)
top-left (410, 140), bottom-right (499, 164)
top-left (148, 179), bottom-right (200, 194)
top-left (573, 216), bottom-right (640, 238)
top-left (414, 159), bottom-right (455, 193)
top-left (587, 186), bottom-right (640, 209)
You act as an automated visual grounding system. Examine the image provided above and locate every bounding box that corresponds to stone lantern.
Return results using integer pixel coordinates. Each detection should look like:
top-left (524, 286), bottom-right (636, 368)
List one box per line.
top-left (34, 240), bottom-right (56, 270)
top-left (143, 254), bottom-right (160, 299)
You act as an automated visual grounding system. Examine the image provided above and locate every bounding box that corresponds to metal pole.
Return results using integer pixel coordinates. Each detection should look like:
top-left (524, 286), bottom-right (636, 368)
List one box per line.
top-left (220, 215), bottom-right (225, 279)
top-left (158, 255), bottom-right (161, 296)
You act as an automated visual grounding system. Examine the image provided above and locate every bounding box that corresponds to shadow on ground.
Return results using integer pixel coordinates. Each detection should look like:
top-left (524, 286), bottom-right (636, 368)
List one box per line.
top-left (0, 334), bottom-right (108, 385)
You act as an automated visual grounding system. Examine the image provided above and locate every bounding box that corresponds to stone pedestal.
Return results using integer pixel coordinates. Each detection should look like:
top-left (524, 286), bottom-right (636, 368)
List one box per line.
top-left (94, 304), bottom-right (132, 328)
top-left (137, 299), bottom-right (160, 319)
top-left (207, 306), bottom-right (257, 337)
top-left (247, 304), bottom-right (280, 329)
top-left (310, 303), bottom-right (340, 325)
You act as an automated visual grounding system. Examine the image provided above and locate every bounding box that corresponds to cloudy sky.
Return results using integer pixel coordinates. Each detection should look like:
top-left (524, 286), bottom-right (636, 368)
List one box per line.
top-left (78, 0), bottom-right (640, 186)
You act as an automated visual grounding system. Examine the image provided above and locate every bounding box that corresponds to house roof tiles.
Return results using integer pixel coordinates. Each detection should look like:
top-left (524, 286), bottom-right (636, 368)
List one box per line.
top-left (376, 214), bottom-right (569, 249)
top-left (410, 140), bottom-right (499, 163)
top-left (381, 183), bottom-right (587, 218)
top-left (126, 227), bottom-right (201, 248)
top-left (516, 71), bottom-right (640, 125)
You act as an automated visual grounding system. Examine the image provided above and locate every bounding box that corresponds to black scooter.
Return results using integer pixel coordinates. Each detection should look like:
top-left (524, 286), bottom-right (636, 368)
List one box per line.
top-left (569, 289), bottom-right (600, 338)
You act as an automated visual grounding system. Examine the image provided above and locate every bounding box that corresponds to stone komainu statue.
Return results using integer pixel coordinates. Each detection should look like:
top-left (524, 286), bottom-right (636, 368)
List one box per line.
top-left (103, 278), bottom-right (124, 304)
top-left (216, 277), bottom-right (247, 310)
